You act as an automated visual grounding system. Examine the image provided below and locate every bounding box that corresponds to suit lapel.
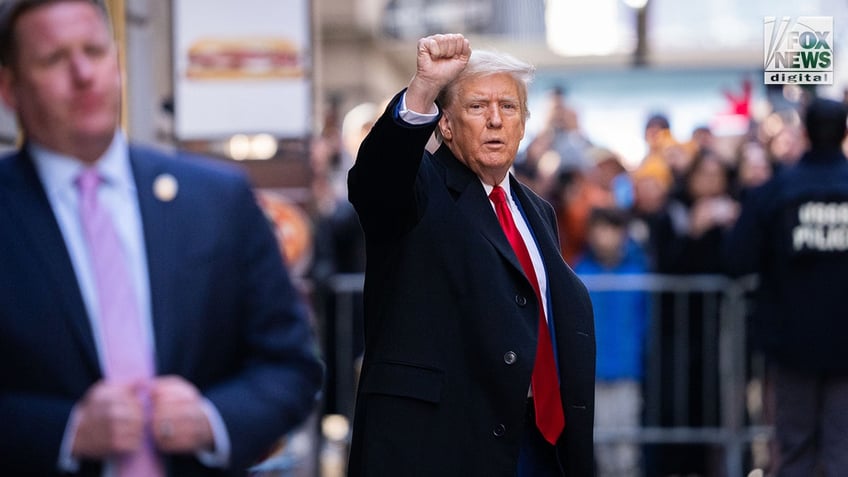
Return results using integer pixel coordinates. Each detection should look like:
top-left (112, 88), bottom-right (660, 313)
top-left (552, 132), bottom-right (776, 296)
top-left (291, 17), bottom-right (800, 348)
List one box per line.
top-left (436, 145), bottom-right (527, 278)
top-left (130, 148), bottom-right (182, 373)
top-left (0, 151), bottom-right (100, 375)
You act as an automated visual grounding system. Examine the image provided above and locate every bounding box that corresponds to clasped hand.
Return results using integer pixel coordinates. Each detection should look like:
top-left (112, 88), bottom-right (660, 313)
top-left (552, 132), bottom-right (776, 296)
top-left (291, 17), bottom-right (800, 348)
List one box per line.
top-left (71, 375), bottom-right (214, 459)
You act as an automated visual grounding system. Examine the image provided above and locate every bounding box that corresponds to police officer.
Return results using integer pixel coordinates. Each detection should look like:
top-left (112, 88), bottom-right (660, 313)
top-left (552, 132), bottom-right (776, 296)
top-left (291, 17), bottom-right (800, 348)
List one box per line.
top-left (723, 97), bottom-right (848, 476)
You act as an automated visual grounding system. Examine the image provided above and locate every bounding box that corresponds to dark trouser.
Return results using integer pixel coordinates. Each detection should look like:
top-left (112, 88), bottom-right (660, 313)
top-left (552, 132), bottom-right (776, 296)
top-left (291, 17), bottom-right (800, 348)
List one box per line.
top-left (517, 399), bottom-right (564, 477)
top-left (773, 364), bottom-right (848, 477)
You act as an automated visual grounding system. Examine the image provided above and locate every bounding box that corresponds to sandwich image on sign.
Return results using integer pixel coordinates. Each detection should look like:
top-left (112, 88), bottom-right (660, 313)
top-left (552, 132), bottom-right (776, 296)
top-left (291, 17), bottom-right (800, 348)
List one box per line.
top-left (186, 36), bottom-right (303, 80)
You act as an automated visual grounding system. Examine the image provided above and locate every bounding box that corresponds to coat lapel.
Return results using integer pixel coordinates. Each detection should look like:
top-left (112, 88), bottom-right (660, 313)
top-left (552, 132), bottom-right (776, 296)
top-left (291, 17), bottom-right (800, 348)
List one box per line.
top-left (0, 151), bottom-right (100, 375)
top-left (130, 148), bottom-right (183, 373)
top-left (435, 145), bottom-right (528, 279)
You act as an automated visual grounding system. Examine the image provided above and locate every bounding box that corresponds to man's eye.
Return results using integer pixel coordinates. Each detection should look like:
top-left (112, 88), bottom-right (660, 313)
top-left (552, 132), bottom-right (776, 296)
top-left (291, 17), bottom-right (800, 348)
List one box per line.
top-left (40, 52), bottom-right (64, 66)
top-left (467, 104), bottom-right (485, 114)
top-left (85, 45), bottom-right (108, 58)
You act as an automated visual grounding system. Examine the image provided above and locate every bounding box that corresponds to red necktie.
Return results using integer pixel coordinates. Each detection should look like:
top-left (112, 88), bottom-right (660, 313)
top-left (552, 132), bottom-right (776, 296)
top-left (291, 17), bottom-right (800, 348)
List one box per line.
top-left (489, 186), bottom-right (564, 445)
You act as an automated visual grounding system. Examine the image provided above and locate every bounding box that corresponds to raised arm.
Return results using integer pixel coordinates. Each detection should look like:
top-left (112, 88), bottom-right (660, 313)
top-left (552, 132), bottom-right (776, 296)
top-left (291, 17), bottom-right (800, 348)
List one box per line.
top-left (348, 34), bottom-right (472, 242)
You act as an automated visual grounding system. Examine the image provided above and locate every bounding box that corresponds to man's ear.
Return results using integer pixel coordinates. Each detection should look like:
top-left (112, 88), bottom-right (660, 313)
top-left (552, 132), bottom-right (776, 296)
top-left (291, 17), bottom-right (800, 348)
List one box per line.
top-left (0, 68), bottom-right (18, 111)
top-left (438, 115), bottom-right (452, 141)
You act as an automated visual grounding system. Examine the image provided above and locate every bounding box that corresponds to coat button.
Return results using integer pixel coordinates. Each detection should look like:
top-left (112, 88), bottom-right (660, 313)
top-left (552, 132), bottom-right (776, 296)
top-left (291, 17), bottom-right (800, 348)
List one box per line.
top-left (493, 424), bottom-right (506, 437)
top-left (515, 295), bottom-right (527, 306)
top-left (504, 351), bottom-right (517, 365)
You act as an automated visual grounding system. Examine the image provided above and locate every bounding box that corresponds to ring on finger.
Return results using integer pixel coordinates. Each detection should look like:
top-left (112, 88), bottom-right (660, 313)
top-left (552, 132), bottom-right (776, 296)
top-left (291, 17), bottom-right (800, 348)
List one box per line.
top-left (160, 420), bottom-right (174, 439)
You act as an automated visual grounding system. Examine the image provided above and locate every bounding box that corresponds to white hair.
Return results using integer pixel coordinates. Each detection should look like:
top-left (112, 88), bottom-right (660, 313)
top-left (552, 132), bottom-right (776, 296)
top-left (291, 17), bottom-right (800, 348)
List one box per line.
top-left (436, 49), bottom-right (535, 120)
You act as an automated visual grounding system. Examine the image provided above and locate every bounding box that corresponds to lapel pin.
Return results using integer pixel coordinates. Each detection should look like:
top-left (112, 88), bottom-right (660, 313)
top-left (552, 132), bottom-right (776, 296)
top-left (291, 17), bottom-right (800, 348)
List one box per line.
top-left (153, 173), bottom-right (178, 202)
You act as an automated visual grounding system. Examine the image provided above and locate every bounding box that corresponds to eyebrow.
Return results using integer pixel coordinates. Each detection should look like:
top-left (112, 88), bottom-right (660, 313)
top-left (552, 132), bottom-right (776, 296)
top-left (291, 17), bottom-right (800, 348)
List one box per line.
top-left (464, 94), bottom-right (519, 103)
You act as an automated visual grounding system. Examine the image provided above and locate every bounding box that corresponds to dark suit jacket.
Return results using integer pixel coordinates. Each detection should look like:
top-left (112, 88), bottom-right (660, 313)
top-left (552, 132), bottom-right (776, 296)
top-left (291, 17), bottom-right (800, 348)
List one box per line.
top-left (0, 144), bottom-right (323, 476)
top-left (346, 93), bottom-right (596, 476)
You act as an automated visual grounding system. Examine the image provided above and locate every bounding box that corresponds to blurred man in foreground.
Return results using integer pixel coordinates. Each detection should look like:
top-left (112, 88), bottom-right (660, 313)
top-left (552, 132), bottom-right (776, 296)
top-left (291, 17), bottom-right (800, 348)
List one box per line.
top-left (0, 1), bottom-right (323, 475)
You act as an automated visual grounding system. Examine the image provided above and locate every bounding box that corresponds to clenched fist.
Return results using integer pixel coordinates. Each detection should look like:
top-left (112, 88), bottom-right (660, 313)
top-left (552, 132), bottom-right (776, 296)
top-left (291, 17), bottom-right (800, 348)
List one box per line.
top-left (406, 33), bottom-right (471, 114)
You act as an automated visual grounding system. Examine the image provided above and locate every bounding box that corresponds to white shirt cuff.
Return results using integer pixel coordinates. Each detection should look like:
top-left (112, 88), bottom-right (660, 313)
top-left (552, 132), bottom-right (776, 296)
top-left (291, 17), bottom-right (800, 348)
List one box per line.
top-left (399, 92), bottom-right (439, 125)
top-left (57, 406), bottom-right (82, 473)
top-left (195, 398), bottom-right (231, 468)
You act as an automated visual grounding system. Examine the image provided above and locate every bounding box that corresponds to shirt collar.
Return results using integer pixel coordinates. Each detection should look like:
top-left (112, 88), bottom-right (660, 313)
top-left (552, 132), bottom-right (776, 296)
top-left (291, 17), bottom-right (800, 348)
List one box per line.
top-left (30, 130), bottom-right (132, 196)
top-left (481, 175), bottom-right (514, 205)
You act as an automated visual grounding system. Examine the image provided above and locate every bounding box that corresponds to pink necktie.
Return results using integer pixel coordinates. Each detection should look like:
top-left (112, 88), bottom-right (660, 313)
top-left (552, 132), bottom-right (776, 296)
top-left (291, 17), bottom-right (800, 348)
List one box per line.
top-left (76, 168), bottom-right (164, 477)
top-left (489, 186), bottom-right (565, 445)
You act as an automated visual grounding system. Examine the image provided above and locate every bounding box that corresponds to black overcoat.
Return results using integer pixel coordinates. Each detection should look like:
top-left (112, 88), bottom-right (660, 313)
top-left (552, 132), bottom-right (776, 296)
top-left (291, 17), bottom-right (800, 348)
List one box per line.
top-left (346, 92), bottom-right (596, 476)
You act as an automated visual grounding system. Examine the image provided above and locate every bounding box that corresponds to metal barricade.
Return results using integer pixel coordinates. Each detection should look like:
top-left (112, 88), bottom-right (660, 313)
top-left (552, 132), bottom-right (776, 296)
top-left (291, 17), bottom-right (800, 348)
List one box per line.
top-left (321, 272), bottom-right (769, 476)
top-left (580, 273), bottom-right (767, 477)
top-left (325, 273), bottom-right (366, 420)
